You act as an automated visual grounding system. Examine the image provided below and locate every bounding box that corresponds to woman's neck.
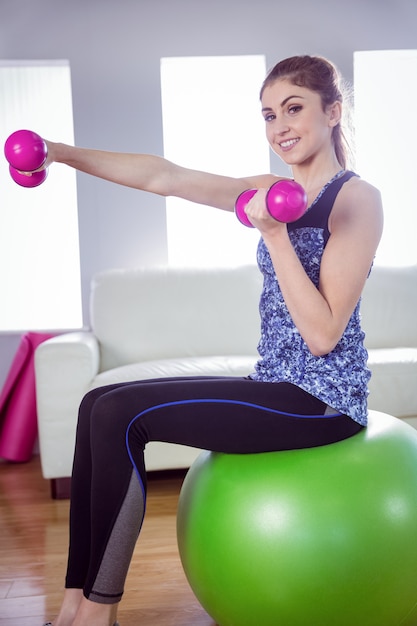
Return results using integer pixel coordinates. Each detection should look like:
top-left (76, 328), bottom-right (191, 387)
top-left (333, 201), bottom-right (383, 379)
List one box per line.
top-left (291, 156), bottom-right (344, 199)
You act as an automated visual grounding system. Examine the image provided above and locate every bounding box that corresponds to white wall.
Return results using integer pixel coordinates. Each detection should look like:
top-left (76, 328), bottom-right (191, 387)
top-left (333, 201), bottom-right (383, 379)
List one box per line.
top-left (0, 0), bottom-right (416, 386)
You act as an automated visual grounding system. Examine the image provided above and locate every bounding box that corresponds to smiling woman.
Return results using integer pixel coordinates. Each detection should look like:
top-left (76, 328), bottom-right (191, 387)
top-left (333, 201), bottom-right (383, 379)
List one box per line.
top-left (34, 54), bottom-right (383, 626)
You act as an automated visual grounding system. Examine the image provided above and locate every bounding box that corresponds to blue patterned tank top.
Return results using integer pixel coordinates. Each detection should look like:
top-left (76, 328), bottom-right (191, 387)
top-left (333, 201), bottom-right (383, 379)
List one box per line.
top-left (251, 171), bottom-right (370, 426)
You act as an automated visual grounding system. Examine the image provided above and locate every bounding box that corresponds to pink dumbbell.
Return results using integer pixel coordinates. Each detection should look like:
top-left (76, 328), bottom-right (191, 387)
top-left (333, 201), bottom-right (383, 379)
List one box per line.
top-left (235, 179), bottom-right (308, 227)
top-left (4, 129), bottom-right (48, 187)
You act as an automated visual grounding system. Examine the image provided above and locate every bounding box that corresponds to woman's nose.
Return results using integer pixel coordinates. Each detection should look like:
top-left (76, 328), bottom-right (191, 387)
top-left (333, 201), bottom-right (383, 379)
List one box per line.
top-left (267, 120), bottom-right (289, 145)
top-left (273, 117), bottom-right (290, 135)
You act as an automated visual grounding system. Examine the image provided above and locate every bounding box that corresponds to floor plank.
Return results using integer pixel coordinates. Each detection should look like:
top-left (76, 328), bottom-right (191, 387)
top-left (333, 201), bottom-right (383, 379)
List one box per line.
top-left (0, 456), bottom-right (216, 626)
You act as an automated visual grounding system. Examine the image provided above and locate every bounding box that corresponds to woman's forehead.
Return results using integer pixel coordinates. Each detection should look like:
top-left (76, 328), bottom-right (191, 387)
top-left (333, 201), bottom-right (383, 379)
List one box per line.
top-left (261, 80), bottom-right (317, 107)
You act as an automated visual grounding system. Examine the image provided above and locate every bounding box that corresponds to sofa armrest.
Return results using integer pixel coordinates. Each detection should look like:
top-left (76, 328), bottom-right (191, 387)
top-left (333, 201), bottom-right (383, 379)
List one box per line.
top-left (35, 331), bottom-right (100, 479)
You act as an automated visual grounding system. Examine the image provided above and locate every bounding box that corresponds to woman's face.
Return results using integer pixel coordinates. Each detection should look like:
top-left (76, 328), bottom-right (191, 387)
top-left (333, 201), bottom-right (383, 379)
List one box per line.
top-left (261, 78), bottom-right (339, 166)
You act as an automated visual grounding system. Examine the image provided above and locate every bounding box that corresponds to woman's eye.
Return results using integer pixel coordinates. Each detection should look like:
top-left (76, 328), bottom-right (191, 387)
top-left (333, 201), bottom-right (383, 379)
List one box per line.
top-left (288, 105), bottom-right (302, 115)
top-left (264, 113), bottom-right (276, 122)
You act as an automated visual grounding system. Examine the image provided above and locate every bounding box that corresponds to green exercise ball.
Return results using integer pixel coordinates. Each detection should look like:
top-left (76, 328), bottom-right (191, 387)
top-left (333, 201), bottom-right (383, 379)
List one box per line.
top-left (177, 411), bottom-right (417, 626)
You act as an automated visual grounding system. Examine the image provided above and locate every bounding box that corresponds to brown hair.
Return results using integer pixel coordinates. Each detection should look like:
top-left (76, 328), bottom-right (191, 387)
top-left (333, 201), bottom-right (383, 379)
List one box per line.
top-left (260, 55), bottom-right (353, 169)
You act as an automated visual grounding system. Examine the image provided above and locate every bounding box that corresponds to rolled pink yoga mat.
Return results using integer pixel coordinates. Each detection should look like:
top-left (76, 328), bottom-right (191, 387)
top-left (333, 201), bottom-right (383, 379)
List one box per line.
top-left (0, 332), bottom-right (55, 462)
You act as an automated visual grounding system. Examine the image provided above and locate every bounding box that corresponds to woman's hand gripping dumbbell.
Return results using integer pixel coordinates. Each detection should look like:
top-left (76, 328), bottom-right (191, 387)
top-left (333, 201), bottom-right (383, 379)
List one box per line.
top-left (235, 179), bottom-right (308, 227)
top-left (4, 130), bottom-right (48, 187)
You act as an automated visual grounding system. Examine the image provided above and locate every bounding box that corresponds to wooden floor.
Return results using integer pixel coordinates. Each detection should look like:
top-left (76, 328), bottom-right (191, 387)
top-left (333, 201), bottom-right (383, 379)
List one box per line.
top-left (0, 456), bottom-right (216, 626)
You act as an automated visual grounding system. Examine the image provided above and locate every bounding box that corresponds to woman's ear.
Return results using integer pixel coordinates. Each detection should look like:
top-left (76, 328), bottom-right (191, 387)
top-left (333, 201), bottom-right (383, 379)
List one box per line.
top-left (328, 101), bottom-right (342, 127)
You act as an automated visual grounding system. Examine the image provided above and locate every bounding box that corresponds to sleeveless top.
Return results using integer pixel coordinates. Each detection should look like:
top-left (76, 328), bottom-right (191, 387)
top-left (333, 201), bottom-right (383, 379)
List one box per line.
top-left (250, 171), bottom-right (370, 426)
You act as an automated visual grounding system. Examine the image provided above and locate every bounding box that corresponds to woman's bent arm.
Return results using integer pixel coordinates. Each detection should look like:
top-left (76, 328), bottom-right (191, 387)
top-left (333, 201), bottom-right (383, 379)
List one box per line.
top-left (247, 177), bottom-right (384, 356)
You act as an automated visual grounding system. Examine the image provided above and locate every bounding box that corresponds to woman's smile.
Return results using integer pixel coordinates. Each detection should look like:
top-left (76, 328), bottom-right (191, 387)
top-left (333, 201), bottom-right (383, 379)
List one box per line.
top-left (279, 137), bottom-right (300, 151)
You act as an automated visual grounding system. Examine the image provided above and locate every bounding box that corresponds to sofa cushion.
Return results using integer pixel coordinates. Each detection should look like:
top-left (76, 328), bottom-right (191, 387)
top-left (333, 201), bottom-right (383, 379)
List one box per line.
top-left (88, 355), bottom-right (258, 390)
top-left (367, 347), bottom-right (417, 417)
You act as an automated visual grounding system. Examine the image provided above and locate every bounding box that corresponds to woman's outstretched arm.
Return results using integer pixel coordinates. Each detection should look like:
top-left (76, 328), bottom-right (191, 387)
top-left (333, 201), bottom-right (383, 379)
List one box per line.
top-left (46, 141), bottom-right (279, 212)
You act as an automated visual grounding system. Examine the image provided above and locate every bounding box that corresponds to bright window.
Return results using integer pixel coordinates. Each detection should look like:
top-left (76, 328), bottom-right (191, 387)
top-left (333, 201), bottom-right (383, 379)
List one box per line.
top-left (354, 50), bottom-right (417, 267)
top-left (160, 55), bottom-right (270, 268)
top-left (0, 60), bottom-right (82, 331)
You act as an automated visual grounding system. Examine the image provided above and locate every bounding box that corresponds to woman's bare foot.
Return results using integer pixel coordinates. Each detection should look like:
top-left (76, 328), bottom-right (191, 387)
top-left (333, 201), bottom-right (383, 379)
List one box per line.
top-left (71, 596), bottom-right (118, 626)
top-left (45, 589), bottom-right (119, 626)
top-left (48, 588), bottom-right (83, 626)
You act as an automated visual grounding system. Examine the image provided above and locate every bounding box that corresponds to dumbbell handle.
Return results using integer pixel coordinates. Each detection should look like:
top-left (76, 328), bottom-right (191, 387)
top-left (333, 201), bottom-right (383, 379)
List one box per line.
top-left (235, 180), bottom-right (307, 227)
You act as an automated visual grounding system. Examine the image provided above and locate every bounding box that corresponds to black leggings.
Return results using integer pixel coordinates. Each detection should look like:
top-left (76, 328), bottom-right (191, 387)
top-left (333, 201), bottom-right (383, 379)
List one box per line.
top-left (65, 376), bottom-right (362, 604)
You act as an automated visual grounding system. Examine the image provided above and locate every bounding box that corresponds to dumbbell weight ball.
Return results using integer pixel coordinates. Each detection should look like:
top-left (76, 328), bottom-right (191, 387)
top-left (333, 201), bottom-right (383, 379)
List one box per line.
top-left (235, 179), bottom-right (307, 227)
top-left (8, 166), bottom-right (48, 187)
top-left (4, 130), bottom-right (48, 188)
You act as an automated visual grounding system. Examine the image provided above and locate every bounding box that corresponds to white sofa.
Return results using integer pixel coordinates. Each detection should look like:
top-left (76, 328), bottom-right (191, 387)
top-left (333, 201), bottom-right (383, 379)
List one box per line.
top-left (35, 264), bottom-right (417, 497)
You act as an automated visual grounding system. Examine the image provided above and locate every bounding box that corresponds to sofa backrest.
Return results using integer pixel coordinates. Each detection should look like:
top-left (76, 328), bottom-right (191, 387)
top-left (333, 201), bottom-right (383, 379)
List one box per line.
top-left (360, 264), bottom-right (417, 349)
top-left (91, 265), bottom-right (263, 371)
top-left (91, 263), bottom-right (416, 371)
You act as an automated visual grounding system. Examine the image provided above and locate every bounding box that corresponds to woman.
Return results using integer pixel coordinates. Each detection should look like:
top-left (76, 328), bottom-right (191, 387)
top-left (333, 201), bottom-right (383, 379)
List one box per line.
top-left (42, 55), bottom-right (383, 626)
